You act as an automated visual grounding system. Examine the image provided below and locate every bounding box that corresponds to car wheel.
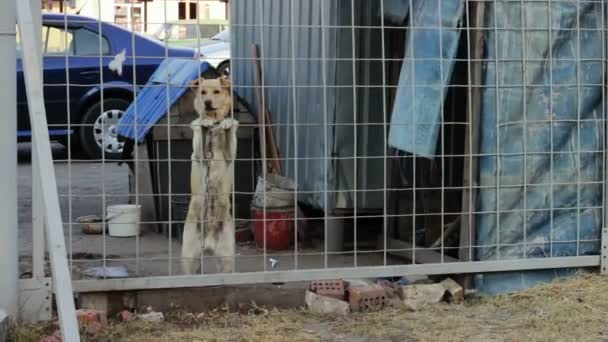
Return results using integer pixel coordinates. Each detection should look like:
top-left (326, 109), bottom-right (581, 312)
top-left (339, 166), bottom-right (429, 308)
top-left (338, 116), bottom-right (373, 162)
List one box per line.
top-left (217, 60), bottom-right (230, 77)
top-left (79, 98), bottom-right (129, 160)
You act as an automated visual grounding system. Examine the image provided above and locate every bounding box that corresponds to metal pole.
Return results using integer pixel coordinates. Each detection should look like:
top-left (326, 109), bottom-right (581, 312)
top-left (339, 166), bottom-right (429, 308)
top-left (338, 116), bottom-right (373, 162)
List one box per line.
top-left (0, 0), bottom-right (18, 318)
top-left (31, 0), bottom-right (46, 281)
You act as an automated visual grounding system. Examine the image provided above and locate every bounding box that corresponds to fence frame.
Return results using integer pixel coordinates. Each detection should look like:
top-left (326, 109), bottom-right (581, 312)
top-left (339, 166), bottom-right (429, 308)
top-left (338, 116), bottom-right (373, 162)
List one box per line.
top-left (13, 0), bottom-right (608, 327)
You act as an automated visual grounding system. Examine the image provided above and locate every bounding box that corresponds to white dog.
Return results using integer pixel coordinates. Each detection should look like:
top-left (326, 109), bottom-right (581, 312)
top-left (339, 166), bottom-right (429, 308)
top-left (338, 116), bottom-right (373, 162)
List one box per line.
top-left (181, 76), bottom-right (238, 274)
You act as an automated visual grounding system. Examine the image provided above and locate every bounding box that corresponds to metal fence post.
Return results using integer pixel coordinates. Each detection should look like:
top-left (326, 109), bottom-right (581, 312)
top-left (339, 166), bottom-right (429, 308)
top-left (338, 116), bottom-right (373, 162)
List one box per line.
top-left (0, 0), bottom-right (18, 318)
top-left (31, 0), bottom-right (46, 282)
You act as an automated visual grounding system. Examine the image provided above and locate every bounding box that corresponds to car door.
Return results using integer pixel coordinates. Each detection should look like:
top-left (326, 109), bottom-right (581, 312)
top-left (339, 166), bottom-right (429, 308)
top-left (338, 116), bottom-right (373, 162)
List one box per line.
top-left (41, 24), bottom-right (73, 135)
top-left (45, 24), bottom-right (115, 134)
top-left (17, 23), bottom-right (113, 138)
top-left (16, 24), bottom-right (74, 136)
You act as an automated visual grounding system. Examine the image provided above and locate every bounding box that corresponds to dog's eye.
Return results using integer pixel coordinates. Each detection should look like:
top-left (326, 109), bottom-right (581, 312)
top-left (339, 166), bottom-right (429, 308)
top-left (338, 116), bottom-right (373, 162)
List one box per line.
top-left (201, 90), bottom-right (207, 95)
top-left (213, 90), bottom-right (221, 94)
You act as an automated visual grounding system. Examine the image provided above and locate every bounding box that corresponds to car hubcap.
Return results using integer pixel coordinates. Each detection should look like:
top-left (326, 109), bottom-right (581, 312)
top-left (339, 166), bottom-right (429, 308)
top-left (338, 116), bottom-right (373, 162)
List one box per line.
top-left (93, 109), bottom-right (124, 155)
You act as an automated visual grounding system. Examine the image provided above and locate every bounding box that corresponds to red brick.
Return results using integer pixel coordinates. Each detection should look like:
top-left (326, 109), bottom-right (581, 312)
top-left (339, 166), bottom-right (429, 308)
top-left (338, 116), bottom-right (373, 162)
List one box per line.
top-left (310, 280), bottom-right (345, 300)
top-left (117, 310), bottom-right (135, 322)
top-left (76, 309), bottom-right (107, 335)
top-left (348, 285), bottom-right (387, 312)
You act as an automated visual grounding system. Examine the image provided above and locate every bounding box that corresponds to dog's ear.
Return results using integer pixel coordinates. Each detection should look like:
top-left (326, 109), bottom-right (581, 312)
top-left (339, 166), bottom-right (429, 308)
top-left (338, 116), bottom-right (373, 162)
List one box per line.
top-left (219, 76), bottom-right (232, 91)
top-left (189, 78), bottom-right (200, 92)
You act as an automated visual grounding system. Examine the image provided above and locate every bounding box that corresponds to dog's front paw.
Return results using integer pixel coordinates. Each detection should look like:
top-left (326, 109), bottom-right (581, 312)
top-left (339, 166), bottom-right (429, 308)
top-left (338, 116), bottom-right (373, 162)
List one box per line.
top-left (220, 118), bottom-right (239, 130)
top-left (201, 119), bottom-right (215, 128)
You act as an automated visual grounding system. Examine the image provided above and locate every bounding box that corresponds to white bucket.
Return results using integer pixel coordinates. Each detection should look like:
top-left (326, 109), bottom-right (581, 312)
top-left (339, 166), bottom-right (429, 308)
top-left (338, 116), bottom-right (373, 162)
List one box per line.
top-left (107, 205), bottom-right (142, 237)
top-left (252, 174), bottom-right (297, 208)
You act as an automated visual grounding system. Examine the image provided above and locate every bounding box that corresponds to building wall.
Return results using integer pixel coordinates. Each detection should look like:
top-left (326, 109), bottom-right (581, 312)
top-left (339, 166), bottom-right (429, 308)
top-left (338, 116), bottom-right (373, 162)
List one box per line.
top-left (145, 1), bottom-right (179, 35)
top-left (78, 1), bottom-right (115, 23)
top-left (43, 0), bottom-right (227, 36)
top-left (43, 0), bottom-right (113, 22)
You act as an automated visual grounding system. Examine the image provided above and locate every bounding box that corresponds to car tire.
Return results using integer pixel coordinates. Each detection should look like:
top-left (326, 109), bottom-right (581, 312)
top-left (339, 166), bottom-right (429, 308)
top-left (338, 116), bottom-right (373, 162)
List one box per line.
top-left (217, 60), bottom-right (230, 77)
top-left (79, 98), bottom-right (129, 160)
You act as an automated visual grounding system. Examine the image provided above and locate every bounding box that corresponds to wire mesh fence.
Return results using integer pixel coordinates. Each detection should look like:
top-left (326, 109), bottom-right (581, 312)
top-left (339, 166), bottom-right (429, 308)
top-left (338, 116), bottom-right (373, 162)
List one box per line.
top-left (17, 0), bottom-right (607, 291)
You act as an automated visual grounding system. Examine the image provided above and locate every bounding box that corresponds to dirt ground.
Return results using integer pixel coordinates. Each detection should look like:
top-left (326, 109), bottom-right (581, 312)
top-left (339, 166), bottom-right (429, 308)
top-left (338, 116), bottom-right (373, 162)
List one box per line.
top-left (10, 273), bottom-right (608, 342)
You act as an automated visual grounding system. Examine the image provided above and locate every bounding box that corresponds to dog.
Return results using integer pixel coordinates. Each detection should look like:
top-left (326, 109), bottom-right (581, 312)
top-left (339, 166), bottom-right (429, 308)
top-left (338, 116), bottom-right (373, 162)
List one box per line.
top-left (181, 76), bottom-right (238, 274)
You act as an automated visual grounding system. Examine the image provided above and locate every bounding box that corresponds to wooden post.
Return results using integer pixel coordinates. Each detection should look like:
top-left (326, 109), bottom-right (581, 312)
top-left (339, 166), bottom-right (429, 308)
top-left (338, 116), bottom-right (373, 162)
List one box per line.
top-left (251, 44), bottom-right (282, 175)
top-left (459, 1), bottom-right (485, 267)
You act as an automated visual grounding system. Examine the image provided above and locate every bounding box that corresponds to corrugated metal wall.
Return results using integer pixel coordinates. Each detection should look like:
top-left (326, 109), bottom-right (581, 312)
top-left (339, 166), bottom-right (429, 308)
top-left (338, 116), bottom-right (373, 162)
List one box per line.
top-left (232, 0), bottom-right (387, 210)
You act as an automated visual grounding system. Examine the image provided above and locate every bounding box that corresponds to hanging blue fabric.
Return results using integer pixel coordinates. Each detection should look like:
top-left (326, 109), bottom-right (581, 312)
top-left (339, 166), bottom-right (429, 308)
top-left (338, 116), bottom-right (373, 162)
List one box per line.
top-left (388, 0), bottom-right (465, 158)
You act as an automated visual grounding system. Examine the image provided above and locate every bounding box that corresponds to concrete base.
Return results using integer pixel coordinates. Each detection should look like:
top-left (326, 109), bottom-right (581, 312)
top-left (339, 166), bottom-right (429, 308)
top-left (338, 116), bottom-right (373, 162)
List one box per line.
top-left (78, 282), bottom-right (308, 315)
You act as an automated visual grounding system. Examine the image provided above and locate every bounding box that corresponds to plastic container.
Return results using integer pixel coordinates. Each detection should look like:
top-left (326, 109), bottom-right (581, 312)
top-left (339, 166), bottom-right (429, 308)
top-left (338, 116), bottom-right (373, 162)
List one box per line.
top-left (252, 174), bottom-right (297, 208)
top-left (251, 206), bottom-right (294, 250)
top-left (107, 205), bottom-right (142, 237)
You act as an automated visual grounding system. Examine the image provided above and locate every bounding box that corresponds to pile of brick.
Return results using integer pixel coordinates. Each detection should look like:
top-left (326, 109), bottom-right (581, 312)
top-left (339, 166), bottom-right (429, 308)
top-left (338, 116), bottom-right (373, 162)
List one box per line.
top-left (305, 277), bottom-right (464, 315)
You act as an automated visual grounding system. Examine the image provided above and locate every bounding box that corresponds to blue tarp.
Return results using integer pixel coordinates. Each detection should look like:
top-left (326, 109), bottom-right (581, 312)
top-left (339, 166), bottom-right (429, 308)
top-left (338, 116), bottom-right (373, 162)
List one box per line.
top-left (388, 0), bottom-right (465, 157)
top-left (387, 1), bottom-right (604, 294)
top-left (117, 59), bottom-right (210, 142)
top-left (475, 1), bottom-right (604, 294)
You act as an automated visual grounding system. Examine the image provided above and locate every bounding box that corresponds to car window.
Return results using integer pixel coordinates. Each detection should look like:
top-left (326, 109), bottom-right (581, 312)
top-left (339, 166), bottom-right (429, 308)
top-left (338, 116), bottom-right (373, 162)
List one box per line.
top-left (16, 25), bottom-right (111, 58)
top-left (39, 25), bottom-right (110, 57)
top-left (73, 27), bottom-right (110, 56)
top-left (44, 26), bottom-right (74, 56)
top-left (15, 26), bottom-right (45, 59)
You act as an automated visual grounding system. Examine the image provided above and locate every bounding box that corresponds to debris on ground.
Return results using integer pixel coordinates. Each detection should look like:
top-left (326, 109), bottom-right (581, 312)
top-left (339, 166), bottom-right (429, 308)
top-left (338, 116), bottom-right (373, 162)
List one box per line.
top-left (117, 310), bottom-right (135, 322)
top-left (308, 277), bottom-right (464, 313)
top-left (305, 290), bottom-right (350, 315)
top-left (139, 311), bottom-right (165, 322)
top-left (441, 278), bottom-right (464, 303)
top-left (76, 309), bottom-right (107, 335)
top-left (83, 265), bottom-right (129, 279)
top-left (400, 283), bottom-right (447, 311)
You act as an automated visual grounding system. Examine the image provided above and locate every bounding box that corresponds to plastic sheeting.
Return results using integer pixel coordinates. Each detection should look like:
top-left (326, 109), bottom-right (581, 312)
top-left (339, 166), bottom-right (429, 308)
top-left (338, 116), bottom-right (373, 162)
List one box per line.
top-left (475, 1), bottom-right (605, 295)
top-left (388, 0), bottom-right (465, 157)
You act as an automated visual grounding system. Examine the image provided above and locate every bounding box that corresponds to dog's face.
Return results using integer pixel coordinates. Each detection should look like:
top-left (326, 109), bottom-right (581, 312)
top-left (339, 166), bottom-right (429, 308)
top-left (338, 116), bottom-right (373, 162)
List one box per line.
top-left (190, 77), bottom-right (232, 121)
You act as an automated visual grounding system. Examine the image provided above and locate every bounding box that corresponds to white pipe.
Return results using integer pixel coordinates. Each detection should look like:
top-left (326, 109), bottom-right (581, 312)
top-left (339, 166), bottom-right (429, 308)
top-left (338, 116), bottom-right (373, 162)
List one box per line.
top-left (0, 0), bottom-right (18, 318)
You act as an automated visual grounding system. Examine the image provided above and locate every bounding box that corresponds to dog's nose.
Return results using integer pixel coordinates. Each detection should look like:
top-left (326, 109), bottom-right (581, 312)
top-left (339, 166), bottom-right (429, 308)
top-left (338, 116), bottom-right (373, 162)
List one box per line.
top-left (204, 100), bottom-right (212, 107)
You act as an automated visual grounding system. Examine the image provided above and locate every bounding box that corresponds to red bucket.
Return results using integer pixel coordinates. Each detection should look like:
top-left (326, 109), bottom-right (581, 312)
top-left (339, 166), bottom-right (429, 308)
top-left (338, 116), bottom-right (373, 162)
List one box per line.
top-left (251, 206), bottom-right (294, 250)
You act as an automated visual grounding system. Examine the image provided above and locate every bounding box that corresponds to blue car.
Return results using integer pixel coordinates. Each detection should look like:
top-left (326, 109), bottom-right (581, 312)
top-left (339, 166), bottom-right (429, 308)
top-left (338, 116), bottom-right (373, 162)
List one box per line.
top-left (17, 13), bottom-right (195, 159)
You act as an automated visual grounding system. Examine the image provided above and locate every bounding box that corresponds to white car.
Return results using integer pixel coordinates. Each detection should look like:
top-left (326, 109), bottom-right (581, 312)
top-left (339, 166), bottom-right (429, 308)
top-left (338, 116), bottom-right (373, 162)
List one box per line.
top-left (199, 29), bottom-right (230, 77)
